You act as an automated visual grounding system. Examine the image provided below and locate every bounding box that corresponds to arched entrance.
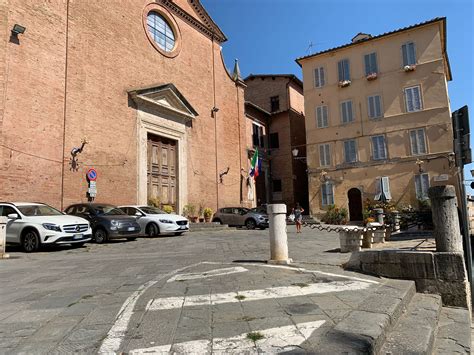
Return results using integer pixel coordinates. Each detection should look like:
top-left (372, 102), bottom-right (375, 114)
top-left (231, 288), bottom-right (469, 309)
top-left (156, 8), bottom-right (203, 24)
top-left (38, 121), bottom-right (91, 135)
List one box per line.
top-left (348, 188), bottom-right (363, 221)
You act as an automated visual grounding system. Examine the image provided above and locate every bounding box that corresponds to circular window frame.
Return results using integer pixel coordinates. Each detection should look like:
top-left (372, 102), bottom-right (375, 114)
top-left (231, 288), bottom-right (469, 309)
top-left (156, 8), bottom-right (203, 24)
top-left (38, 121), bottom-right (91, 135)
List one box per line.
top-left (143, 3), bottom-right (181, 58)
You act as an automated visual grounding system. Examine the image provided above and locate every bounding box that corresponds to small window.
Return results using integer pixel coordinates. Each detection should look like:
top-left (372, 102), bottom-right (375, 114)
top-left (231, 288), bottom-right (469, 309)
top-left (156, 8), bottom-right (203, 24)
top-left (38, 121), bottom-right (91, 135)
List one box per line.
top-left (368, 95), bottom-right (383, 119)
top-left (371, 135), bottom-right (387, 160)
top-left (410, 128), bottom-right (427, 155)
top-left (364, 52), bottom-right (378, 75)
top-left (252, 123), bottom-right (264, 148)
top-left (319, 144), bottom-right (331, 167)
top-left (402, 42), bottom-right (416, 66)
top-left (270, 96), bottom-right (280, 112)
top-left (344, 140), bottom-right (357, 163)
top-left (338, 59), bottom-right (350, 82)
top-left (321, 181), bottom-right (334, 206)
top-left (269, 133), bottom-right (279, 149)
top-left (405, 85), bottom-right (423, 112)
top-left (340, 100), bottom-right (354, 124)
top-left (314, 66), bottom-right (325, 88)
top-left (272, 179), bottom-right (282, 192)
top-left (374, 176), bottom-right (392, 201)
top-left (316, 105), bottom-right (329, 128)
top-left (415, 173), bottom-right (430, 200)
top-left (147, 12), bottom-right (176, 52)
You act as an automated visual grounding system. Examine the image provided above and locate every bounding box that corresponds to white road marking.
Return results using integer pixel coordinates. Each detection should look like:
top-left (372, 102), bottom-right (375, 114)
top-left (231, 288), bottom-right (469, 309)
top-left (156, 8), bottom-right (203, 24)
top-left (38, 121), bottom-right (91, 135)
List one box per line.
top-left (129, 320), bottom-right (326, 354)
top-left (98, 262), bottom-right (204, 354)
top-left (167, 266), bottom-right (248, 282)
top-left (147, 280), bottom-right (371, 311)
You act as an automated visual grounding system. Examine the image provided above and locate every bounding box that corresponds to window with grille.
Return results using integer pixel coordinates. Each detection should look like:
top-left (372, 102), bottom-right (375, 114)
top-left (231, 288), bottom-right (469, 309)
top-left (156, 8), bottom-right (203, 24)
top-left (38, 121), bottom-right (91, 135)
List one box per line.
top-left (368, 95), bottom-right (383, 119)
top-left (364, 52), bottom-right (378, 75)
top-left (410, 128), bottom-right (427, 155)
top-left (371, 135), bottom-right (387, 160)
top-left (314, 66), bottom-right (325, 88)
top-left (344, 140), bottom-right (357, 163)
top-left (147, 12), bottom-right (175, 52)
top-left (340, 100), bottom-right (354, 124)
top-left (319, 144), bottom-right (331, 167)
top-left (321, 181), bottom-right (334, 206)
top-left (316, 105), bottom-right (329, 128)
top-left (402, 42), bottom-right (416, 66)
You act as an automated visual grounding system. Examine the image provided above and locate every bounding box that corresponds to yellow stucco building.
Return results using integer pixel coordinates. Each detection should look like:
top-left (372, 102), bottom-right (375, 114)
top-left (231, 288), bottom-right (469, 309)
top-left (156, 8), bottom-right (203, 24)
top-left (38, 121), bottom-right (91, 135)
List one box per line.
top-left (296, 18), bottom-right (459, 221)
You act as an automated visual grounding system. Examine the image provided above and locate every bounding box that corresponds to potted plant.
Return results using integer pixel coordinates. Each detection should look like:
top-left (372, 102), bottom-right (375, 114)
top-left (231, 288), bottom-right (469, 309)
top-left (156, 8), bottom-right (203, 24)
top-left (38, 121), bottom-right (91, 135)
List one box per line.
top-left (183, 204), bottom-right (198, 223)
top-left (198, 204), bottom-right (204, 223)
top-left (162, 205), bottom-right (174, 214)
top-left (403, 64), bottom-right (416, 72)
top-left (338, 80), bottom-right (351, 88)
top-left (366, 72), bottom-right (377, 81)
top-left (203, 208), bottom-right (213, 223)
top-left (148, 196), bottom-right (160, 208)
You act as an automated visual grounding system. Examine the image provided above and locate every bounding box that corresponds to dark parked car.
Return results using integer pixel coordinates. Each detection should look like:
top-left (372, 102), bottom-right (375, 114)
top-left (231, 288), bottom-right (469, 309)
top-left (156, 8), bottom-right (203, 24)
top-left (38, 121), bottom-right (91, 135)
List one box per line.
top-left (212, 207), bottom-right (269, 229)
top-left (64, 203), bottom-right (141, 243)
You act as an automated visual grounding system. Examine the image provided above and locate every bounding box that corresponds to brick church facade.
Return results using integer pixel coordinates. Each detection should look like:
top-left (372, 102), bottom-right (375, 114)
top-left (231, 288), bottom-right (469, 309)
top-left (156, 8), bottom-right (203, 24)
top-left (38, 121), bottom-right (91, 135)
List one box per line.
top-left (0, 0), bottom-right (249, 213)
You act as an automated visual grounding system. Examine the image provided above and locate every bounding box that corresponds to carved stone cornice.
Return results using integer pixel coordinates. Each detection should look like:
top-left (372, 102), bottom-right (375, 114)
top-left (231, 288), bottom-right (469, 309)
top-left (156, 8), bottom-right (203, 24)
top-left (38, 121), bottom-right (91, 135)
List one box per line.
top-left (159, 0), bottom-right (227, 43)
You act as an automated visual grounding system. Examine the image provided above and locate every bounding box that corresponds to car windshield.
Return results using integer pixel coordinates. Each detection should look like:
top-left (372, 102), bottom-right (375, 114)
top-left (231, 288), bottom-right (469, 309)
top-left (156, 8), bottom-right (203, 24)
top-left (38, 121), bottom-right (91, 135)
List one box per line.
top-left (140, 206), bottom-right (166, 214)
top-left (93, 205), bottom-right (125, 216)
top-left (18, 205), bottom-right (63, 216)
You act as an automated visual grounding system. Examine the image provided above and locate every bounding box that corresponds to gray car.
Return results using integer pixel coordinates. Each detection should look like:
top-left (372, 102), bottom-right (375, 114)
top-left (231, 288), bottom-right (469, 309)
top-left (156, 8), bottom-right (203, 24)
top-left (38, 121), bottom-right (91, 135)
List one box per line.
top-left (212, 207), bottom-right (269, 229)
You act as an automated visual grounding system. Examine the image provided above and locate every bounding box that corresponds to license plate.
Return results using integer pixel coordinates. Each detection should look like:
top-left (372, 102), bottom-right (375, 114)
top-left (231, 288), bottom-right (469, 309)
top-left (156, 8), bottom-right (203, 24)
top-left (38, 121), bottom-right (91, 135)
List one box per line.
top-left (73, 234), bottom-right (82, 240)
top-left (128, 227), bottom-right (135, 231)
top-left (180, 226), bottom-right (187, 230)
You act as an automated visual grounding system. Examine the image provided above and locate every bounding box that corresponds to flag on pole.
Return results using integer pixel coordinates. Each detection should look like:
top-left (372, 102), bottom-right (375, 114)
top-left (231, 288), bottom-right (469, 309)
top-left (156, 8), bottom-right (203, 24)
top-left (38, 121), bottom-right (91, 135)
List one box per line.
top-left (249, 148), bottom-right (259, 179)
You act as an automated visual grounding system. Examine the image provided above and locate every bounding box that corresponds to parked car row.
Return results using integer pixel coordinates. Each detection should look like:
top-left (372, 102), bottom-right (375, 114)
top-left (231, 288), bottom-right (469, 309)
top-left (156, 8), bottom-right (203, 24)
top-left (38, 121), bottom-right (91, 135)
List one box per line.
top-left (0, 202), bottom-right (190, 253)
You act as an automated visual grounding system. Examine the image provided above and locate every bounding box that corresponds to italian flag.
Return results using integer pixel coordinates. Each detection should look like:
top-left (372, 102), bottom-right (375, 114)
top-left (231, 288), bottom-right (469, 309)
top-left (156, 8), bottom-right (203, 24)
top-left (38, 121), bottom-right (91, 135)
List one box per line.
top-left (249, 148), bottom-right (259, 179)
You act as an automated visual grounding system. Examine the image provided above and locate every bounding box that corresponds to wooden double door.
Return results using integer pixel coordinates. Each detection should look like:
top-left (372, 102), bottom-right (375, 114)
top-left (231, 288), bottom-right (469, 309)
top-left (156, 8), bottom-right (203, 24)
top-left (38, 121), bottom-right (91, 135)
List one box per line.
top-left (147, 134), bottom-right (177, 210)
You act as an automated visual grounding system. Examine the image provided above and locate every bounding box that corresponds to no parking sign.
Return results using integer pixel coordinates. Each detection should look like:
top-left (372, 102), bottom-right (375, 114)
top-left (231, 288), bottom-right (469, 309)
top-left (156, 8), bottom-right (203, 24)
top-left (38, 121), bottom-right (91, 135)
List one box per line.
top-left (87, 168), bottom-right (97, 181)
top-left (86, 168), bottom-right (98, 199)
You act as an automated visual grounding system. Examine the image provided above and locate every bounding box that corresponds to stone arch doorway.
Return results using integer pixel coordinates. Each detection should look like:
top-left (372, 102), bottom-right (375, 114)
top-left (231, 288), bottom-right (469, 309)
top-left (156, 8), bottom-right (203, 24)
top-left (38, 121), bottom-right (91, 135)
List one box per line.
top-left (348, 188), bottom-right (363, 221)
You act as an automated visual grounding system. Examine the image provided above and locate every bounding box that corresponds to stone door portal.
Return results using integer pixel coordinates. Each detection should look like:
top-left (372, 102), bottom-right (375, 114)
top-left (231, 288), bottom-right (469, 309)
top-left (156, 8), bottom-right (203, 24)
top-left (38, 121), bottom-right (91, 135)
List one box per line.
top-left (147, 134), bottom-right (177, 211)
top-left (348, 188), bottom-right (363, 221)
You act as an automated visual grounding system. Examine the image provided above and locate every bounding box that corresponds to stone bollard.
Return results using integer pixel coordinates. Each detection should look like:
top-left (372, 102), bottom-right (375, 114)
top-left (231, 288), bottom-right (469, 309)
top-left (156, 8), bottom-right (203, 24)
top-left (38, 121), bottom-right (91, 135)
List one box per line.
top-left (367, 222), bottom-right (385, 243)
top-left (392, 210), bottom-right (401, 232)
top-left (0, 217), bottom-right (9, 259)
top-left (268, 204), bottom-right (292, 264)
top-left (374, 208), bottom-right (384, 224)
top-left (339, 226), bottom-right (364, 253)
top-left (428, 185), bottom-right (463, 252)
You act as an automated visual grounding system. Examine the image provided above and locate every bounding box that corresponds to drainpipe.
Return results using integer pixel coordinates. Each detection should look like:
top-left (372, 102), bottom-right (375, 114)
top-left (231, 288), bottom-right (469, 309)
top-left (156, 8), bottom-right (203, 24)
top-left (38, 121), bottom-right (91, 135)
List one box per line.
top-left (211, 36), bottom-right (219, 209)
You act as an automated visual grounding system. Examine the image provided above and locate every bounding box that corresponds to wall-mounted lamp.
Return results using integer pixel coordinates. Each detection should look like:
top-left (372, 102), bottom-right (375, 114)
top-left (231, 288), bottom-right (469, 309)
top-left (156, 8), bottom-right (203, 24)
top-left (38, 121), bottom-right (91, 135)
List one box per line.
top-left (292, 148), bottom-right (299, 157)
top-left (11, 24), bottom-right (26, 36)
top-left (416, 158), bottom-right (424, 173)
top-left (211, 106), bottom-right (219, 118)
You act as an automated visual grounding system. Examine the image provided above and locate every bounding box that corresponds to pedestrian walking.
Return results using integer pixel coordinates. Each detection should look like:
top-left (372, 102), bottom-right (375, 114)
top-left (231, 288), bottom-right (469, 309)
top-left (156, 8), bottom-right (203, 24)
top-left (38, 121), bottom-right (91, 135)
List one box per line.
top-left (292, 203), bottom-right (304, 234)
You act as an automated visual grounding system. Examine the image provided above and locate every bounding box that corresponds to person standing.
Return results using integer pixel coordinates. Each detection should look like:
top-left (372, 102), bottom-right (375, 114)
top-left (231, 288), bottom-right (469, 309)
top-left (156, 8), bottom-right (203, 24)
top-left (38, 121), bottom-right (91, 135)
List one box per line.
top-left (293, 203), bottom-right (304, 234)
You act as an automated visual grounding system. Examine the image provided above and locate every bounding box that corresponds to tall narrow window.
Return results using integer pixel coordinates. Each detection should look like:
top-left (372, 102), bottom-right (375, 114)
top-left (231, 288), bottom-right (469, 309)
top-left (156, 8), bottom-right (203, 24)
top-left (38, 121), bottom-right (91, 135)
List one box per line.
top-left (272, 179), bottom-right (282, 192)
top-left (415, 173), bottom-right (430, 200)
top-left (316, 105), bottom-right (328, 128)
top-left (375, 176), bottom-right (392, 201)
top-left (321, 181), bottom-right (334, 206)
top-left (269, 133), bottom-right (279, 149)
top-left (252, 123), bottom-right (264, 148)
top-left (319, 144), bottom-right (331, 167)
top-left (410, 128), bottom-right (427, 155)
top-left (402, 42), bottom-right (416, 66)
top-left (314, 66), bottom-right (325, 88)
top-left (371, 135), bottom-right (387, 160)
top-left (338, 59), bottom-right (350, 82)
top-left (340, 100), bottom-right (354, 124)
top-left (270, 96), bottom-right (280, 112)
top-left (364, 52), bottom-right (378, 75)
top-left (367, 95), bottom-right (383, 119)
top-left (343, 140), bottom-right (357, 163)
top-left (405, 85), bottom-right (423, 112)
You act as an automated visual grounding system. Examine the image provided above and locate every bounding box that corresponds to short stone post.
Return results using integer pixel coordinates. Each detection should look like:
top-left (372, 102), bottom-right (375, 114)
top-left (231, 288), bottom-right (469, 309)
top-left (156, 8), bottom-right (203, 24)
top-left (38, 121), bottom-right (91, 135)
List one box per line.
top-left (339, 226), bottom-right (364, 253)
top-left (428, 185), bottom-right (463, 252)
top-left (0, 217), bottom-right (9, 259)
top-left (374, 208), bottom-right (384, 224)
top-left (268, 204), bottom-right (292, 264)
top-left (392, 210), bottom-right (401, 232)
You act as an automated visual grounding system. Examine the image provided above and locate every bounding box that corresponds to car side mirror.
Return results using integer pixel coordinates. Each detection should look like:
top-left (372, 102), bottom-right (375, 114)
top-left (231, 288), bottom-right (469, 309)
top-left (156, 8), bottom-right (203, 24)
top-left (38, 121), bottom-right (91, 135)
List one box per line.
top-left (7, 213), bottom-right (19, 220)
top-left (135, 212), bottom-right (143, 217)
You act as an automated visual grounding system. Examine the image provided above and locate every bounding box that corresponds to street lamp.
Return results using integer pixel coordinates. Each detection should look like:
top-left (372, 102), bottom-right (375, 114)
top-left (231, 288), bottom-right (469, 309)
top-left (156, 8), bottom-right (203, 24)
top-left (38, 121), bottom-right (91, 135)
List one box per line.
top-left (292, 148), bottom-right (299, 157)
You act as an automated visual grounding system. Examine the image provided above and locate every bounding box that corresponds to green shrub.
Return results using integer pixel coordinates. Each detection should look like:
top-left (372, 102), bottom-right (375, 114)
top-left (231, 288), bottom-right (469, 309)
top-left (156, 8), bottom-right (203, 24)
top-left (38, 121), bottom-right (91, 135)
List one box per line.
top-left (148, 196), bottom-right (161, 208)
top-left (321, 205), bottom-right (348, 225)
top-left (162, 205), bottom-right (174, 214)
top-left (182, 204), bottom-right (196, 217)
top-left (203, 207), bottom-right (213, 218)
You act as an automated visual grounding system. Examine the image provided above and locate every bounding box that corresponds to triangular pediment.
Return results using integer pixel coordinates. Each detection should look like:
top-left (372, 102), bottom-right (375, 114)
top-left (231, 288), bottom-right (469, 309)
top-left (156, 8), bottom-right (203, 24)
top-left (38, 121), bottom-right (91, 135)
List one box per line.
top-left (128, 83), bottom-right (198, 120)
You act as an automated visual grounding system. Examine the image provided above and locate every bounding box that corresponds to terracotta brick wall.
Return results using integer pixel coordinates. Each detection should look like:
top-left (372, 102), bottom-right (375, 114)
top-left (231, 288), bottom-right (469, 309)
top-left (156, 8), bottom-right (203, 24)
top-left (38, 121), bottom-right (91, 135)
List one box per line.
top-left (244, 76), bottom-right (289, 113)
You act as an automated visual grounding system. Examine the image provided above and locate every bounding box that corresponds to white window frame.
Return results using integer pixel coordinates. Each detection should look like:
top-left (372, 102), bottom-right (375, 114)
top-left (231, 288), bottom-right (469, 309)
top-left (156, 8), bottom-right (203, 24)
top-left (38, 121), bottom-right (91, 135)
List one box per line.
top-left (402, 41), bottom-right (416, 67)
top-left (314, 66), bottom-right (325, 88)
top-left (321, 181), bottom-right (334, 206)
top-left (367, 94), bottom-right (383, 119)
top-left (316, 105), bottom-right (329, 128)
top-left (340, 100), bottom-right (354, 124)
top-left (343, 139), bottom-right (358, 163)
top-left (375, 176), bottom-right (392, 201)
top-left (319, 144), bottom-right (331, 167)
top-left (415, 173), bottom-right (430, 200)
top-left (371, 135), bottom-right (387, 160)
top-left (404, 85), bottom-right (423, 112)
top-left (409, 128), bottom-right (427, 155)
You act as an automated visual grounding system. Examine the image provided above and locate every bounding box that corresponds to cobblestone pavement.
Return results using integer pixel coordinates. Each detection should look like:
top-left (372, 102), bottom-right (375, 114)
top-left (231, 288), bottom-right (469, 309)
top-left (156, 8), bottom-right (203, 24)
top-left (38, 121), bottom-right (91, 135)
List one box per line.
top-left (0, 226), bottom-right (460, 354)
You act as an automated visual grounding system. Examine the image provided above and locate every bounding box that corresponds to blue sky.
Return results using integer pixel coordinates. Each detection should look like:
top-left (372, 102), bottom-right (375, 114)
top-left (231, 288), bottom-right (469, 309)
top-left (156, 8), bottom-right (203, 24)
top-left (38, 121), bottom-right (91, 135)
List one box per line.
top-left (202, 0), bottom-right (474, 192)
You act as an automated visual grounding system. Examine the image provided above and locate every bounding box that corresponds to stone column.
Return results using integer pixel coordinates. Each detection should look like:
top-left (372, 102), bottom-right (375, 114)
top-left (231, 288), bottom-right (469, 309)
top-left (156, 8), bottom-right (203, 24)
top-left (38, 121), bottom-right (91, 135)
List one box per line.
top-left (428, 185), bottom-right (463, 252)
top-left (374, 208), bottom-right (384, 224)
top-left (392, 210), bottom-right (401, 232)
top-left (268, 204), bottom-right (291, 264)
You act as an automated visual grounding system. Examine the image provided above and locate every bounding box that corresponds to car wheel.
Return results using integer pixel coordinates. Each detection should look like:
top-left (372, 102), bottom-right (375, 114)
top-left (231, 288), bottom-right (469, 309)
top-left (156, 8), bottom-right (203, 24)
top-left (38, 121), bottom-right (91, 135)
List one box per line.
top-left (22, 230), bottom-right (40, 253)
top-left (174, 232), bottom-right (184, 236)
top-left (94, 228), bottom-right (108, 244)
top-left (146, 223), bottom-right (159, 237)
top-left (126, 237), bottom-right (137, 241)
top-left (212, 218), bottom-right (222, 224)
top-left (245, 219), bottom-right (257, 230)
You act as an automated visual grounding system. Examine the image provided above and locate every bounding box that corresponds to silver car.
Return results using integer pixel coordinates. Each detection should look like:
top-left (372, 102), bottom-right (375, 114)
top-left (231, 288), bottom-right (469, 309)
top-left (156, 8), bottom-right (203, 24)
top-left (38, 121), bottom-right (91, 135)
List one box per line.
top-left (212, 207), bottom-right (269, 230)
top-left (119, 205), bottom-right (189, 236)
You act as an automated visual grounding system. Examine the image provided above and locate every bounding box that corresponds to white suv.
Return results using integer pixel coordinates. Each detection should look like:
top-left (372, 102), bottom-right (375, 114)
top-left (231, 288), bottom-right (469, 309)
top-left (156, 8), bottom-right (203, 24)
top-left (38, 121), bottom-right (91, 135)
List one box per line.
top-left (0, 202), bottom-right (92, 252)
